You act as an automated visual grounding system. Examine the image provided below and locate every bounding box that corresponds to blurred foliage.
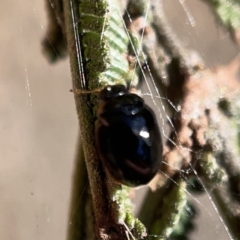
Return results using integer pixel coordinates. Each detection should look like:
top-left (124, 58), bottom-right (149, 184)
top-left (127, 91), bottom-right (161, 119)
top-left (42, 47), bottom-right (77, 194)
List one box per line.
top-left (207, 0), bottom-right (240, 29)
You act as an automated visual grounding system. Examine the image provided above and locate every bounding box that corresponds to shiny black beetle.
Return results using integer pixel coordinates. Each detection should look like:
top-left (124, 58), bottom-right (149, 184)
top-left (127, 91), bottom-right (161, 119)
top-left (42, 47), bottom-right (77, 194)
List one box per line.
top-left (95, 85), bottom-right (163, 187)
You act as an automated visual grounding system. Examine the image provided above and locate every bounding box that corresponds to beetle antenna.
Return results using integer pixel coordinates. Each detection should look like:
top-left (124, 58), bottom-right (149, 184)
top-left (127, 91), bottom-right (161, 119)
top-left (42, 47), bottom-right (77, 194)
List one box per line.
top-left (70, 88), bottom-right (101, 95)
top-left (126, 81), bottom-right (132, 91)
